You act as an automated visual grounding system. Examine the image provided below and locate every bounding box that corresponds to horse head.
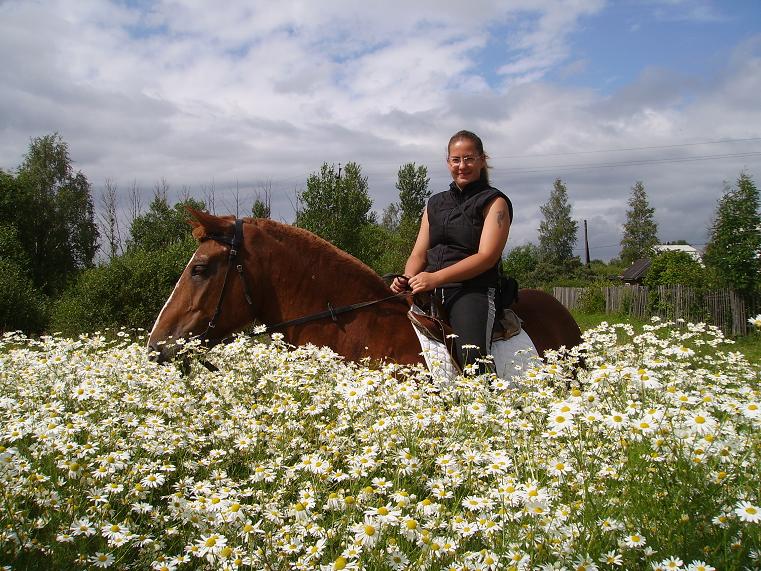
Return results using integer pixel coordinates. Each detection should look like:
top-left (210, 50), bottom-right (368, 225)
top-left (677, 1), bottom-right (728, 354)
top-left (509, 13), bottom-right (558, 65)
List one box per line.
top-left (147, 209), bottom-right (261, 362)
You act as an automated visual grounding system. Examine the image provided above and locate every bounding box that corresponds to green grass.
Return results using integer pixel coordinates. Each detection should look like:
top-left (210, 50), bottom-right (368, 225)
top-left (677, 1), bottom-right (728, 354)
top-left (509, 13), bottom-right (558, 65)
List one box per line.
top-left (572, 310), bottom-right (761, 363)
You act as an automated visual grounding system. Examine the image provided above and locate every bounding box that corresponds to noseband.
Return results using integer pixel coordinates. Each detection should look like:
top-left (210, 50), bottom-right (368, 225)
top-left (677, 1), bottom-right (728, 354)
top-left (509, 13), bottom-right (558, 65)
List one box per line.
top-left (191, 218), bottom-right (409, 345)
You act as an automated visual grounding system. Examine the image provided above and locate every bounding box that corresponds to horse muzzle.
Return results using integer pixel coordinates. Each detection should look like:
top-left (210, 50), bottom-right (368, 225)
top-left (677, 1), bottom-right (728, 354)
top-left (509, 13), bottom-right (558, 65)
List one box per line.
top-left (147, 341), bottom-right (177, 364)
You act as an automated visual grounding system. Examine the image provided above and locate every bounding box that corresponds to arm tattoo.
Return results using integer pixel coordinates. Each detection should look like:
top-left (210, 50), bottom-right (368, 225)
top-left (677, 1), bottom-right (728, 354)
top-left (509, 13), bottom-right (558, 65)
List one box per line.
top-left (496, 209), bottom-right (505, 228)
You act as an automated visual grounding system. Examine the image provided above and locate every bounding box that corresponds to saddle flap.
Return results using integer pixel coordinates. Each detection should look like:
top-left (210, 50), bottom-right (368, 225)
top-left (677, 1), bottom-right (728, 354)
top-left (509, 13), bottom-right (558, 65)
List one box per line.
top-left (408, 304), bottom-right (460, 368)
top-left (492, 309), bottom-right (523, 342)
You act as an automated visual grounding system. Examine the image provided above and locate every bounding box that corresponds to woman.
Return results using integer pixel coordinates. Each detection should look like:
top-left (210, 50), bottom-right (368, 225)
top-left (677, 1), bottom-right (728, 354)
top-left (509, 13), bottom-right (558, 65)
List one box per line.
top-left (391, 130), bottom-right (512, 372)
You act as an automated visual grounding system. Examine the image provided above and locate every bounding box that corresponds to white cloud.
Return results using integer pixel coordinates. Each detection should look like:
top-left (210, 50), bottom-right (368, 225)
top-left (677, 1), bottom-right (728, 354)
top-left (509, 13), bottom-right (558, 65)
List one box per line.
top-left (0, 0), bottom-right (759, 262)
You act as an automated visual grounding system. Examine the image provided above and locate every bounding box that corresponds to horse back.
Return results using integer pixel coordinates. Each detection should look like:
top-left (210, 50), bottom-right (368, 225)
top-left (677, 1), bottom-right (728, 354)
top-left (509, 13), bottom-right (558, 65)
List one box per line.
top-left (510, 288), bottom-right (582, 356)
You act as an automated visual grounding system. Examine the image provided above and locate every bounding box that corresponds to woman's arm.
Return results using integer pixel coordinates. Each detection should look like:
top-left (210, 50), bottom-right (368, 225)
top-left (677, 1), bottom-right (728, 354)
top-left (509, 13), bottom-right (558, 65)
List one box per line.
top-left (390, 209), bottom-right (430, 293)
top-left (407, 197), bottom-right (510, 293)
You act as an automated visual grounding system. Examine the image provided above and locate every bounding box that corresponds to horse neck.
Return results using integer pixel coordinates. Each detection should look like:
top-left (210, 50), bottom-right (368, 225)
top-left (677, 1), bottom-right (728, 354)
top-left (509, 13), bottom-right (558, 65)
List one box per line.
top-left (248, 221), bottom-right (390, 321)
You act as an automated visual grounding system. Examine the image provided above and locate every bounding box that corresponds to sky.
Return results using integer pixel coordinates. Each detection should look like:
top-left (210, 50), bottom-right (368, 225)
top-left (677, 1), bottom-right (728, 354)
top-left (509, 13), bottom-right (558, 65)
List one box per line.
top-left (1, 0), bottom-right (760, 262)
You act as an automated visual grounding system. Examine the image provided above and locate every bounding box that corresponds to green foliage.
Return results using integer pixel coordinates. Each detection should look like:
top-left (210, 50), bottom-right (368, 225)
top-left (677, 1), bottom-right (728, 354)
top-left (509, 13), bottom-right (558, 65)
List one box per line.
top-left (366, 217), bottom-right (421, 277)
top-left (251, 198), bottom-right (271, 218)
top-left (0, 134), bottom-right (98, 296)
top-left (0, 223), bottom-right (31, 271)
top-left (529, 257), bottom-right (586, 288)
top-left (620, 181), bottom-right (658, 266)
top-left (643, 251), bottom-right (709, 321)
top-left (367, 163), bottom-right (431, 276)
top-left (643, 250), bottom-right (706, 288)
top-left (576, 283), bottom-right (606, 313)
top-left (128, 194), bottom-right (205, 252)
top-left (395, 162), bottom-right (430, 224)
top-left (538, 178), bottom-right (578, 268)
top-left (51, 238), bottom-right (197, 336)
top-left (0, 259), bottom-right (48, 333)
top-left (295, 162), bottom-right (375, 261)
top-left (703, 172), bottom-right (761, 297)
top-left (502, 243), bottom-right (540, 287)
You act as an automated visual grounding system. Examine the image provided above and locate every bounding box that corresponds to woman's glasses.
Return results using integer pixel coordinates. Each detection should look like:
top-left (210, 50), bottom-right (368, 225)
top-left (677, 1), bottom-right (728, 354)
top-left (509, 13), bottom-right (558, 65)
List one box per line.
top-left (447, 155), bottom-right (481, 166)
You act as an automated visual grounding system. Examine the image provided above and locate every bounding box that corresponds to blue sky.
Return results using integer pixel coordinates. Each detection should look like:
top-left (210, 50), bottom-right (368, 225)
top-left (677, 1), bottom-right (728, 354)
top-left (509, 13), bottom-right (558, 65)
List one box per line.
top-left (1, 0), bottom-right (760, 261)
top-left (566, 1), bottom-right (761, 90)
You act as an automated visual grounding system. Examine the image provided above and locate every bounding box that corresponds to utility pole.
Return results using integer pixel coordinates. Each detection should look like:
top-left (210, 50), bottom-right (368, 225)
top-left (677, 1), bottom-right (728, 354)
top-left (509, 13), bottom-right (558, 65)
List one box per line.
top-left (584, 219), bottom-right (590, 267)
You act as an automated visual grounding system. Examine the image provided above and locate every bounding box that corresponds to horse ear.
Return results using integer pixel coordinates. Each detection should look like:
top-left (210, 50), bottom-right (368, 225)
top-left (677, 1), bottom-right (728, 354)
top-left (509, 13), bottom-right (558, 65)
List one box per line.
top-left (186, 207), bottom-right (204, 230)
top-left (185, 207), bottom-right (232, 239)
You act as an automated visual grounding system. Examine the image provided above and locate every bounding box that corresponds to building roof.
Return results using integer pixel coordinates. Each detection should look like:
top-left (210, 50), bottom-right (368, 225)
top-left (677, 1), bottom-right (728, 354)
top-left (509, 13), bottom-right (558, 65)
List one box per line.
top-left (620, 258), bottom-right (651, 282)
top-left (653, 244), bottom-right (703, 261)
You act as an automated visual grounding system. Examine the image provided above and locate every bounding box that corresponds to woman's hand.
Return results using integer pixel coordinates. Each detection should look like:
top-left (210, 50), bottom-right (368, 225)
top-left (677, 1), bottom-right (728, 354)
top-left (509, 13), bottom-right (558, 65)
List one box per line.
top-left (408, 272), bottom-right (438, 293)
top-left (390, 275), bottom-right (410, 293)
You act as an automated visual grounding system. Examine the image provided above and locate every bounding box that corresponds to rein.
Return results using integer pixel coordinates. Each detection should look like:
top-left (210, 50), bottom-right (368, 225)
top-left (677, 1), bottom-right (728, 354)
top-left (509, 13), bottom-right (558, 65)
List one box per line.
top-left (262, 291), bottom-right (409, 333)
top-left (195, 219), bottom-right (410, 343)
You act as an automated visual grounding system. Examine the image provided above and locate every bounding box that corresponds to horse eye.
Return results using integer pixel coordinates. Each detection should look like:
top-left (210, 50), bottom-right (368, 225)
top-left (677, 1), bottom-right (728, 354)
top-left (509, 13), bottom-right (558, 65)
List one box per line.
top-left (191, 264), bottom-right (208, 277)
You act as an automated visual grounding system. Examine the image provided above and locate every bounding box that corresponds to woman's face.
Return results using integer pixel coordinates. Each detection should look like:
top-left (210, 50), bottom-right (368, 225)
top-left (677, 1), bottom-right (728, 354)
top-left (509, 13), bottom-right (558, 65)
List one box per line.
top-left (447, 138), bottom-right (484, 189)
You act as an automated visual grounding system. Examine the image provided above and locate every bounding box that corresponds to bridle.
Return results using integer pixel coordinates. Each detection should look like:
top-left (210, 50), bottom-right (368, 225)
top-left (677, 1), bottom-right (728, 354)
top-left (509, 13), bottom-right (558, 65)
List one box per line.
top-left (190, 218), bottom-right (255, 344)
top-left (191, 218), bottom-right (410, 345)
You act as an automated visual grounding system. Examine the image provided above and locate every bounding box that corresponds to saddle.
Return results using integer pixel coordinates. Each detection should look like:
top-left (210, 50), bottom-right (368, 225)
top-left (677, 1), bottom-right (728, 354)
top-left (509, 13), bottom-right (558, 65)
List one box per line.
top-left (406, 292), bottom-right (523, 370)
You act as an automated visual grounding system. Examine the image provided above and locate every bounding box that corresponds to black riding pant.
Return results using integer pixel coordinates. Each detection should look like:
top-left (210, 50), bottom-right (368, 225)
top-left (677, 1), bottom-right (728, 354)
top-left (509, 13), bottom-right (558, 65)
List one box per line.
top-left (437, 285), bottom-right (497, 373)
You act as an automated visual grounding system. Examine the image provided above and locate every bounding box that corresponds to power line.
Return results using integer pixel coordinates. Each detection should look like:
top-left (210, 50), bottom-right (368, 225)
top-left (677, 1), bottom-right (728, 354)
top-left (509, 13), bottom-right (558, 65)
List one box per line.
top-left (275, 137), bottom-right (761, 174)
top-left (492, 151), bottom-right (761, 175)
top-left (492, 137), bottom-right (761, 159)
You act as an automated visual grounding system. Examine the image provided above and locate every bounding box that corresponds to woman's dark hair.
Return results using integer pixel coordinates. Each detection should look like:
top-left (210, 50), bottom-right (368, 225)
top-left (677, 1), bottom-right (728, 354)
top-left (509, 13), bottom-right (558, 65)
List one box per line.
top-left (448, 130), bottom-right (490, 185)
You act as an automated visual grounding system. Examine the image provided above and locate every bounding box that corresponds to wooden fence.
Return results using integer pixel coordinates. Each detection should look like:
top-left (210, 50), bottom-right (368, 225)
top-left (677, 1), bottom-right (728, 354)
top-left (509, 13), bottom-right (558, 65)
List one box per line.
top-left (553, 285), bottom-right (759, 337)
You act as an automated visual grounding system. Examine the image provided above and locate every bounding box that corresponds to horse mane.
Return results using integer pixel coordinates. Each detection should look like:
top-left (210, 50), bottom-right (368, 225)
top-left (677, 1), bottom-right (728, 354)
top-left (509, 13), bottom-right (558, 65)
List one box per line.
top-left (187, 209), bottom-right (390, 290)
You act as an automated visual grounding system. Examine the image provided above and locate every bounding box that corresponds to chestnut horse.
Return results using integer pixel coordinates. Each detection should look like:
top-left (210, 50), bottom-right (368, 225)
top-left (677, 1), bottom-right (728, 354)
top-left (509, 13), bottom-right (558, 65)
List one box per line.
top-left (148, 210), bottom-right (582, 368)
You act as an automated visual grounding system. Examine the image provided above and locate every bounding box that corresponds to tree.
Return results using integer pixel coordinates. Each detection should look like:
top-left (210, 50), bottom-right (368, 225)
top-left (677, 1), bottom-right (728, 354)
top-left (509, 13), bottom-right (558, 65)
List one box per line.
top-left (99, 178), bottom-right (122, 260)
top-left (370, 163), bottom-right (432, 275)
top-left (620, 181), bottom-right (658, 266)
top-left (52, 238), bottom-right (197, 335)
top-left (295, 162), bottom-right (375, 260)
top-left (644, 250), bottom-right (706, 288)
top-left (252, 181), bottom-right (272, 218)
top-left (396, 163), bottom-right (430, 224)
top-left (0, 134), bottom-right (98, 296)
top-left (380, 203), bottom-right (401, 232)
top-left (128, 190), bottom-right (205, 252)
top-left (703, 172), bottom-right (761, 297)
top-left (502, 243), bottom-right (539, 287)
top-left (538, 178), bottom-right (578, 268)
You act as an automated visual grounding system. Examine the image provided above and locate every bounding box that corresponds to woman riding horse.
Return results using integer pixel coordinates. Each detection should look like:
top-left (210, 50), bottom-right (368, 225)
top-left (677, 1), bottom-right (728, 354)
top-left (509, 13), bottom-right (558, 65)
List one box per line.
top-left (148, 211), bottom-right (582, 369)
top-left (392, 130), bottom-right (510, 374)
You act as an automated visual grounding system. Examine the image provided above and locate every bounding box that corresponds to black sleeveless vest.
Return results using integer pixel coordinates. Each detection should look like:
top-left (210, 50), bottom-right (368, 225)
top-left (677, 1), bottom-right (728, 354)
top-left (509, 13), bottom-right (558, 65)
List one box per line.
top-left (425, 179), bottom-right (512, 288)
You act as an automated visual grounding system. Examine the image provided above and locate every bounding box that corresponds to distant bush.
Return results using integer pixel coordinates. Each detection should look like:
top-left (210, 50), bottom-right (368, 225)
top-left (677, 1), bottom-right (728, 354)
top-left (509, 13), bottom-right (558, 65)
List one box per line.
top-left (644, 251), bottom-right (706, 288)
top-left (643, 251), bottom-right (709, 320)
top-left (51, 238), bottom-right (196, 336)
top-left (576, 283), bottom-right (606, 314)
top-left (0, 259), bottom-right (48, 333)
